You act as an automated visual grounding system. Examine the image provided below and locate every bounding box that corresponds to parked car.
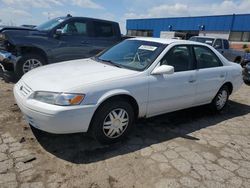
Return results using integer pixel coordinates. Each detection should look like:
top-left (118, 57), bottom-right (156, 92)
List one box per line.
top-left (14, 38), bottom-right (243, 144)
top-left (242, 60), bottom-right (250, 84)
top-left (0, 15), bottom-right (123, 78)
top-left (189, 36), bottom-right (245, 63)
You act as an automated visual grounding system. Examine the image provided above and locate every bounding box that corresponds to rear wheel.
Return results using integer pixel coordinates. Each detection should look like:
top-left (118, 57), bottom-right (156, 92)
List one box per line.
top-left (16, 53), bottom-right (46, 78)
top-left (91, 100), bottom-right (135, 144)
top-left (210, 85), bottom-right (229, 112)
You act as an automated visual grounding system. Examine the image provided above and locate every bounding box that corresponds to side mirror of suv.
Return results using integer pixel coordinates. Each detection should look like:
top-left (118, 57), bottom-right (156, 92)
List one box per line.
top-left (55, 29), bottom-right (63, 35)
top-left (214, 44), bottom-right (221, 49)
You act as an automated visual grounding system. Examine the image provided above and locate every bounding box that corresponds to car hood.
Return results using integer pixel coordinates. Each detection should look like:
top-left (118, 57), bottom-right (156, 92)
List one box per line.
top-left (0, 26), bottom-right (36, 33)
top-left (21, 58), bottom-right (138, 92)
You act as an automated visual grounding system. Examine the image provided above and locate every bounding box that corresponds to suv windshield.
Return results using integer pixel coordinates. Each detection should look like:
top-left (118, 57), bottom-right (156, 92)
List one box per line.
top-left (96, 40), bottom-right (166, 71)
top-left (189, 37), bottom-right (215, 46)
top-left (35, 17), bottom-right (66, 31)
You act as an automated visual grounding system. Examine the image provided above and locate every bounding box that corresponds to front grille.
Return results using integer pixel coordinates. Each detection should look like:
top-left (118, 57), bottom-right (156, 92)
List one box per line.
top-left (16, 81), bottom-right (33, 97)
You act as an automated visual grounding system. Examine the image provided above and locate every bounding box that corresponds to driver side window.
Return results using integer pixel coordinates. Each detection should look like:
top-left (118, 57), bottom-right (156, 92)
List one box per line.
top-left (214, 39), bottom-right (222, 49)
top-left (60, 21), bottom-right (88, 36)
top-left (160, 45), bottom-right (194, 72)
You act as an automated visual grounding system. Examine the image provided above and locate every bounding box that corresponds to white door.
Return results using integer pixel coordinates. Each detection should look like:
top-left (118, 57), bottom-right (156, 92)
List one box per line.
top-left (193, 45), bottom-right (226, 104)
top-left (147, 45), bottom-right (197, 117)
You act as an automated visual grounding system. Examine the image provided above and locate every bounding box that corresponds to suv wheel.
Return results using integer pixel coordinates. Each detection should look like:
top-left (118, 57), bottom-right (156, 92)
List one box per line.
top-left (16, 53), bottom-right (46, 78)
top-left (210, 85), bottom-right (229, 111)
top-left (91, 100), bottom-right (135, 144)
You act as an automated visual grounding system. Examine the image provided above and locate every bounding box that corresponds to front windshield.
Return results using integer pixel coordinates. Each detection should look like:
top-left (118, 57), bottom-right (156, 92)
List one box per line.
top-left (35, 17), bottom-right (66, 31)
top-left (190, 37), bottom-right (214, 46)
top-left (96, 40), bottom-right (166, 71)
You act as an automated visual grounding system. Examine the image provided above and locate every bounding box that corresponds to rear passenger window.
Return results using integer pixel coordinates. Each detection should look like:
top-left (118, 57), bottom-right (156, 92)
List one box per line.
top-left (161, 45), bottom-right (194, 72)
top-left (61, 21), bottom-right (88, 35)
top-left (194, 46), bottom-right (222, 69)
top-left (94, 22), bottom-right (114, 37)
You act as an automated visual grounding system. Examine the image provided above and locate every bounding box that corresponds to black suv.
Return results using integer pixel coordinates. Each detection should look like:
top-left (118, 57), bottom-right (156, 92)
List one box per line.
top-left (0, 15), bottom-right (122, 78)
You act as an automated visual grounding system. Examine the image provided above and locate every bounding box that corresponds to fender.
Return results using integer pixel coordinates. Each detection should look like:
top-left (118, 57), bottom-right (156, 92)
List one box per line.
top-left (95, 89), bottom-right (147, 118)
top-left (97, 89), bottom-right (132, 105)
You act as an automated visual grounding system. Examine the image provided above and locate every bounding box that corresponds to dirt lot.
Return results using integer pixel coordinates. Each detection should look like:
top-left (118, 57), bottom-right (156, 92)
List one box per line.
top-left (0, 73), bottom-right (250, 188)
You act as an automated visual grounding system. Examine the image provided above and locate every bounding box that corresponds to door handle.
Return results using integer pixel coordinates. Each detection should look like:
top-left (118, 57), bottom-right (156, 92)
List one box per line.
top-left (81, 41), bottom-right (90, 44)
top-left (189, 79), bottom-right (196, 83)
top-left (188, 75), bottom-right (196, 83)
top-left (220, 74), bottom-right (225, 78)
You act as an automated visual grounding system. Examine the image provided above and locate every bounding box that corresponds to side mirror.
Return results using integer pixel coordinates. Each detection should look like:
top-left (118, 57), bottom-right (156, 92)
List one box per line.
top-left (55, 29), bottom-right (63, 35)
top-left (214, 45), bottom-right (221, 49)
top-left (151, 65), bottom-right (174, 75)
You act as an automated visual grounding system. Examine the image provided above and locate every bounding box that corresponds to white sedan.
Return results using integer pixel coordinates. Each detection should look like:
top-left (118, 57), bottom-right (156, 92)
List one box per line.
top-left (14, 38), bottom-right (243, 144)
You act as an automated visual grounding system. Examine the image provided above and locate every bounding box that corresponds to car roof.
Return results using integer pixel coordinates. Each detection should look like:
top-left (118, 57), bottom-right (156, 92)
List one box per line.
top-left (128, 37), bottom-right (207, 46)
top-left (67, 16), bottom-right (118, 24)
top-left (192, 36), bottom-right (223, 40)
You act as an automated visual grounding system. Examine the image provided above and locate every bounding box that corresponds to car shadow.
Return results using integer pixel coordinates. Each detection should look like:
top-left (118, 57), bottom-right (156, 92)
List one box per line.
top-left (0, 70), bottom-right (18, 83)
top-left (32, 100), bottom-right (250, 164)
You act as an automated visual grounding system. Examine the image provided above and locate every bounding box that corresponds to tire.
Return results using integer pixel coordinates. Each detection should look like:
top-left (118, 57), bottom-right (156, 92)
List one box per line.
top-left (16, 53), bottom-right (46, 79)
top-left (210, 85), bottom-right (229, 112)
top-left (91, 100), bottom-right (135, 145)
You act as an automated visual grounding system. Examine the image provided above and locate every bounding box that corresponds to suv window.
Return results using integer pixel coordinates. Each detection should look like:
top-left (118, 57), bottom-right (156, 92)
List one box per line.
top-left (61, 21), bottom-right (88, 35)
top-left (161, 45), bottom-right (194, 72)
top-left (193, 46), bottom-right (222, 69)
top-left (214, 39), bottom-right (223, 49)
top-left (94, 22), bottom-right (114, 37)
top-left (223, 40), bottom-right (229, 49)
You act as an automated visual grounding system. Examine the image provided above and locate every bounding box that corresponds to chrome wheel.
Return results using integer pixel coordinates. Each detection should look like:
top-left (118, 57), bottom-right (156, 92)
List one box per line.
top-left (216, 90), bottom-right (228, 110)
top-left (103, 108), bottom-right (129, 139)
top-left (23, 59), bottom-right (43, 73)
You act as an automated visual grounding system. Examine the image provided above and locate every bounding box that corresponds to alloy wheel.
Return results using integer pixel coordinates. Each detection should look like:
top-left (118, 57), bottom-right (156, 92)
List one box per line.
top-left (23, 59), bottom-right (43, 73)
top-left (216, 90), bottom-right (228, 110)
top-left (103, 108), bottom-right (129, 139)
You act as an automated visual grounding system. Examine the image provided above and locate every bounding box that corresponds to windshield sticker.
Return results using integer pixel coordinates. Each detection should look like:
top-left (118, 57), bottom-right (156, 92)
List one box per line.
top-left (139, 45), bottom-right (157, 51)
top-left (205, 40), bottom-right (213, 44)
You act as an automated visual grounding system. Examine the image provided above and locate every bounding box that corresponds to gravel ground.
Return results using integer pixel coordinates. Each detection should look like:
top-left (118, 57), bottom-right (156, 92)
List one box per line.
top-left (0, 72), bottom-right (250, 188)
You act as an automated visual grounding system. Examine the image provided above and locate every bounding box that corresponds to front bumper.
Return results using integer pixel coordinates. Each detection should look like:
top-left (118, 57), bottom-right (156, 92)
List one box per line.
top-left (0, 50), bottom-right (17, 71)
top-left (13, 81), bottom-right (97, 134)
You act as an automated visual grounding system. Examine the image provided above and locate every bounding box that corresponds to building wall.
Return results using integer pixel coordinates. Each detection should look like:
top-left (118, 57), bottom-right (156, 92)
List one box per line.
top-left (127, 14), bottom-right (250, 40)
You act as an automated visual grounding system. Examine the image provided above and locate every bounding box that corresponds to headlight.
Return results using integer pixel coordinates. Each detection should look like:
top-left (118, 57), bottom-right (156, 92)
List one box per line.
top-left (0, 33), bottom-right (6, 40)
top-left (31, 91), bottom-right (85, 106)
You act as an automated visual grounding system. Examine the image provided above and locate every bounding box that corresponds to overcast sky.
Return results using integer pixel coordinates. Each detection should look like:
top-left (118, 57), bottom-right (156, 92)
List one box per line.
top-left (0, 0), bottom-right (250, 33)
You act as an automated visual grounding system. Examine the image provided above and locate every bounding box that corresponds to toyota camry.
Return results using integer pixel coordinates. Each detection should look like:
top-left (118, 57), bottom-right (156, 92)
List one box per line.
top-left (14, 38), bottom-right (243, 144)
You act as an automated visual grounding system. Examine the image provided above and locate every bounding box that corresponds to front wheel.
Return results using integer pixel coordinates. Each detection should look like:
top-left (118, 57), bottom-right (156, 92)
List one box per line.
top-left (91, 101), bottom-right (135, 144)
top-left (210, 85), bottom-right (229, 112)
top-left (16, 53), bottom-right (46, 79)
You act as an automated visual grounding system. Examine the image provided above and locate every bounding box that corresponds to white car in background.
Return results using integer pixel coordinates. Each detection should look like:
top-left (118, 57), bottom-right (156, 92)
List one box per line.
top-left (14, 38), bottom-right (243, 144)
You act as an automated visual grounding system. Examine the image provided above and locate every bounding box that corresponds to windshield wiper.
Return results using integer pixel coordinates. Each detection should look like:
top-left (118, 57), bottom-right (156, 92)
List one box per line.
top-left (96, 57), bottom-right (122, 68)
